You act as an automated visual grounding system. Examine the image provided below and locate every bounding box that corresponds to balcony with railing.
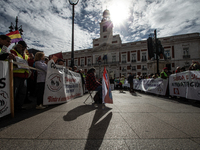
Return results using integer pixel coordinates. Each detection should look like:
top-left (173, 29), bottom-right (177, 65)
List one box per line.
top-left (132, 68), bottom-right (136, 71)
top-left (131, 60), bottom-right (136, 62)
top-left (141, 58), bottom-right (147, 62)
top-left (122, 69), bottom-right (127, 72)
top-left (183, 55), bottom-right (190, 58)
top-left (122, 61), bottom-right (127, 64)
top-left (142, 68), bottom-right (147, 70)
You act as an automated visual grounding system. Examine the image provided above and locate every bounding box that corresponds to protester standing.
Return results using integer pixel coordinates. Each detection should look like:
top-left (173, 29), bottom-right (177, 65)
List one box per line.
top-left (78, 69), bottom-right (85, 94)
top-left (34, 52), bottom-right (47, 109)
top-left (119, 75), bottom-right (125, 92)
top-left (128, 73), bottom-right (135, 93)
top-left (10, 41), bottom-right (29, 110)
top-left (110, 77), bottom-right (114, 91)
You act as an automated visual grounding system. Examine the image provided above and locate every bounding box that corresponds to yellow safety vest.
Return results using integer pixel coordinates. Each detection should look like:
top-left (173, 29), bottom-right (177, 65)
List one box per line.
top-left (160, 71), bottom-right (168, 78)
top-left (120, 78), bottom-right (125, 84)
top-left (12, 49), bottom-right (29, 74)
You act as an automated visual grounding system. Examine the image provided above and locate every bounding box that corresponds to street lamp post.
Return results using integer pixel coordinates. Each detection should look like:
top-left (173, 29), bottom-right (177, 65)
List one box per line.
top-left (98, 60), bottom-right (101, 79)
top-left (9, 16), bottom-right (23, 35)
top-left (68, 0), bottom-right (79, 70)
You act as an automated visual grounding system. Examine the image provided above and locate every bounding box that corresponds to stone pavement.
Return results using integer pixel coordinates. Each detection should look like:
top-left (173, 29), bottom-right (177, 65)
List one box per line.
top-left (0, 90), bottom-right (200, 150)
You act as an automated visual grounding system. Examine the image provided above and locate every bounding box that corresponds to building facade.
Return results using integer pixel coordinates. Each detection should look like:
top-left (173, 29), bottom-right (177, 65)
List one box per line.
top-left (61, 10), bottom-right (200, 79)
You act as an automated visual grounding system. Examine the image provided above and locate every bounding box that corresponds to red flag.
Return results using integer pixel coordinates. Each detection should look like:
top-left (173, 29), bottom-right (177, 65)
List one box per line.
top-left (102, 66), bottom-right (113, 104)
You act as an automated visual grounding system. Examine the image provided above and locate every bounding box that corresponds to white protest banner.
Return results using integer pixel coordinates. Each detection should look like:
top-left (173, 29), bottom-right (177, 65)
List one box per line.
top-left (133, 78), bottom-right (168, 95)
top-left (0, 61), bottom-right (11, 118)
top-left (133, 79), bottom-right (142, 90)
top-left (187, 71), bottom-right (200, 100)
top-left (169, 71), bottom-right (200, 100)
top-left (141, 78), bottom-right (168, 95)
top-left (15, 56), bottom-right (29, 69)
top-left (43, 60), bottom-right (83, 105)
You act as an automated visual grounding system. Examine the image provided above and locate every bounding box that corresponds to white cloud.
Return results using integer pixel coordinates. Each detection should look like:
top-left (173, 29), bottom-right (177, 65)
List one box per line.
top-left (0, 0), bottom-right (199, 56)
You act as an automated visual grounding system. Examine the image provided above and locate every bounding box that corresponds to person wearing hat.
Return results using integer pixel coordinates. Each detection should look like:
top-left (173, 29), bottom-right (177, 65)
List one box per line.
top-left (160, 67), bottom-right (168, 79)
top-left (57, 58), bottom-right (65, 66)
top-left (10, 40), bottom-right (30, 110)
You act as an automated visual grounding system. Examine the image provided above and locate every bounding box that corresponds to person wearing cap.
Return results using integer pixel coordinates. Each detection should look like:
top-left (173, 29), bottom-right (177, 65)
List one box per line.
top-left (57, 58), bottom-right (65, 66)
top-left (10, 40), bottom-right (30, 110)
top-left (0, 35), bottom-right (15, 60)
top-left (160, 67), bottom-right (168, 79)
top-left (175, 66), bottom-right (181, 73)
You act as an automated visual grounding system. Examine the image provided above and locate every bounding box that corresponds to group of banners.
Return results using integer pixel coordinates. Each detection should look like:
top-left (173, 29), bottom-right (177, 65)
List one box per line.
top-left (0, 59), bottom-right (199, 118)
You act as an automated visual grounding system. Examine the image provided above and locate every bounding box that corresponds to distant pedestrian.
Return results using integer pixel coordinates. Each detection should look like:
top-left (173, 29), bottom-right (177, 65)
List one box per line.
top-left (128, 73), bottom-right (135, 93)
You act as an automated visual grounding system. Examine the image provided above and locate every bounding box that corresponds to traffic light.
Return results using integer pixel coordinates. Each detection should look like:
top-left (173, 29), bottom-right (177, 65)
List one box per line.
top-left (147, 37), bottom-right (154, 59)
top-left (157, 39), bottom-right (167, 60)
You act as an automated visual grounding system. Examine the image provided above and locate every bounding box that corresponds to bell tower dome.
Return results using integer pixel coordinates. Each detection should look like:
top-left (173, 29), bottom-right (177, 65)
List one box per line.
top-left (100, 9), bottom-right (113, 39)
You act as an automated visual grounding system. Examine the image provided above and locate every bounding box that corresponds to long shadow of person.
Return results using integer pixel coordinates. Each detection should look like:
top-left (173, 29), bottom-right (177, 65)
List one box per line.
top-left (84, 108), bottom-right (112, 150)
top-left (63, 105), bottom-right (97, 121)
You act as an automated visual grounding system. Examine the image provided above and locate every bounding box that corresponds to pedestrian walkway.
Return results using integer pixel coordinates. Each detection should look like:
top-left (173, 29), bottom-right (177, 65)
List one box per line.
top-left (0, 91), bottom-right (200, 150)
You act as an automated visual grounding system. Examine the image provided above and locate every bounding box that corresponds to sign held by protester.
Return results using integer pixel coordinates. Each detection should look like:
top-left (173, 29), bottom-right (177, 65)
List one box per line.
top-left (133, 78), bottom-right (168, 96)
top-left (169, 71), bottom-right (200, 100)
top-left (0, 61), bottom-right (11, 118)
top-left (43, 60), bottom-right (83, 105)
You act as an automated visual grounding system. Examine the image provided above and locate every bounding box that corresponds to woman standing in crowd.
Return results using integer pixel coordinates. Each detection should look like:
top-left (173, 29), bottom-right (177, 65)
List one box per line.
top-left (34, 52), bottom-right (47, 109)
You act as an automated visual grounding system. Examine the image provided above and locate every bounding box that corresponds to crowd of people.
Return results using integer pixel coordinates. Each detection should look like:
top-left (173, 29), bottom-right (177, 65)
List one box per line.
top-left (0, 34), bottom-right (199, 111)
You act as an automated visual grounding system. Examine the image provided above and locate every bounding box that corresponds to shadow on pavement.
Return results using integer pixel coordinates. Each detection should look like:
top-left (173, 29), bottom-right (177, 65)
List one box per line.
top-left (0, 102), bottom-right (62, 131)
top-left (84, 109), bottom-right (112, 150)
top-left (63, 105), bottom-right (112, 149)
top-left (63, 105), bottom-right (97, 121)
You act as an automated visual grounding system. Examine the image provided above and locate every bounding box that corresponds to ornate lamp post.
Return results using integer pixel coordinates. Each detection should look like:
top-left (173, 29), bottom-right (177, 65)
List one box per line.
top-left (68, 0), bottom-right (79, 70)
top-left (9, 16), bottom-right (23, 35)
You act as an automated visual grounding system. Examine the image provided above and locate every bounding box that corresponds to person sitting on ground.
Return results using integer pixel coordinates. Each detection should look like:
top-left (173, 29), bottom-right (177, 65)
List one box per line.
top-left (34, 52), bottom-right (47, 109)
top-left (86, 67), bottom-right (102, 106)
top-left (0, 35), bottom-right (15, 60)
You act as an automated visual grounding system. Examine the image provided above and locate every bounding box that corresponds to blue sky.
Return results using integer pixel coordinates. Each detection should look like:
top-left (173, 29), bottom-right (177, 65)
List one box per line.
top-left (0, 0), bottom-right (200, 56)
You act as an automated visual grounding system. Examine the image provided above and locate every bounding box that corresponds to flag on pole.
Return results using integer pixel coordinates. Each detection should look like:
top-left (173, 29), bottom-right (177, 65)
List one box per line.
top-left (6, 30), bottom-right (23, 43)
top-left (102, 66), bottom-right (113, 104)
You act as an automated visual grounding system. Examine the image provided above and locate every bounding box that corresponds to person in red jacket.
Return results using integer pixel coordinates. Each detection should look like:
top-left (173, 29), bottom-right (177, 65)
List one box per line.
top-left (86, 67), bottom-right (102, 104)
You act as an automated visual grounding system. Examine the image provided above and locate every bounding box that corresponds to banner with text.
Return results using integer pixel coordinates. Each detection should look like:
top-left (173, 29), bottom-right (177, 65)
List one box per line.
top-left (43, 60), bottom-right (83, 105)
top-left (133, 78), bottom-right (168, 95)
top-left (0, 61), bottom-right (11, 118)
top-left (169, 71), bottom-right (200, 100)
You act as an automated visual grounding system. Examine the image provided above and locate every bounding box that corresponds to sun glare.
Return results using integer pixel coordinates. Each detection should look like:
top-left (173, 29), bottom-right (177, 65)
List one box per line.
top-left (108, 2), bottom-right (130, 26)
